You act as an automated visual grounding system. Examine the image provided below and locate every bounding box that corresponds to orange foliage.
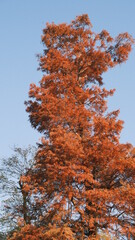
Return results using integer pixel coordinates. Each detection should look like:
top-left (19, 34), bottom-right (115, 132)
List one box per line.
top-left (8, 224), bottom-right (75, 240)
top-left (10, 15), bottom-right (135, 239)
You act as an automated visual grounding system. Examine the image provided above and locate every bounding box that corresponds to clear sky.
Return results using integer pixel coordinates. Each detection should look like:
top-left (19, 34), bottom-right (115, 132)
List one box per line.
top-left (0, 0), bottom-right (135, 157)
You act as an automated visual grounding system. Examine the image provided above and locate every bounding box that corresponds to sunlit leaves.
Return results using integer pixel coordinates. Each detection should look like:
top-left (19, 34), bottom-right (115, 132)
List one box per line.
top-left (11, 14), bottom-right (135, 239)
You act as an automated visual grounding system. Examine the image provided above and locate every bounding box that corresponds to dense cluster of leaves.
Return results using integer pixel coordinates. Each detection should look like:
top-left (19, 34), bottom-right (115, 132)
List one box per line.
top-left (7, 15), bottom-right (135, 239)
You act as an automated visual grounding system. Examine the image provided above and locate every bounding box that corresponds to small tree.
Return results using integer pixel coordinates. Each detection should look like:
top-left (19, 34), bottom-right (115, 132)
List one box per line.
top-left (10, 15), bottom-right (135, 239)
top-left (0, 146), bottom-right (36, 235)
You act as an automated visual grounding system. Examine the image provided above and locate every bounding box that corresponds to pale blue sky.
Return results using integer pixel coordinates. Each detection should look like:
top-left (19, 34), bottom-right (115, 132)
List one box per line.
top-left (0, 0), bottom-right (135, 157)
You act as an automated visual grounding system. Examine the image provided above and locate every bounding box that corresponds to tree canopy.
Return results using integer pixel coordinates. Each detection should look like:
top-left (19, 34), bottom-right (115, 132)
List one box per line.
top-left (8, 14), bottom-right (135, 239)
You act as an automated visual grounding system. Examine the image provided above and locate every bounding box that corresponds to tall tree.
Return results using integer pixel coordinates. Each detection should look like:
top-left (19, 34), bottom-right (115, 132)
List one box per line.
top-left (10, 15), bottom-right (135, 239)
